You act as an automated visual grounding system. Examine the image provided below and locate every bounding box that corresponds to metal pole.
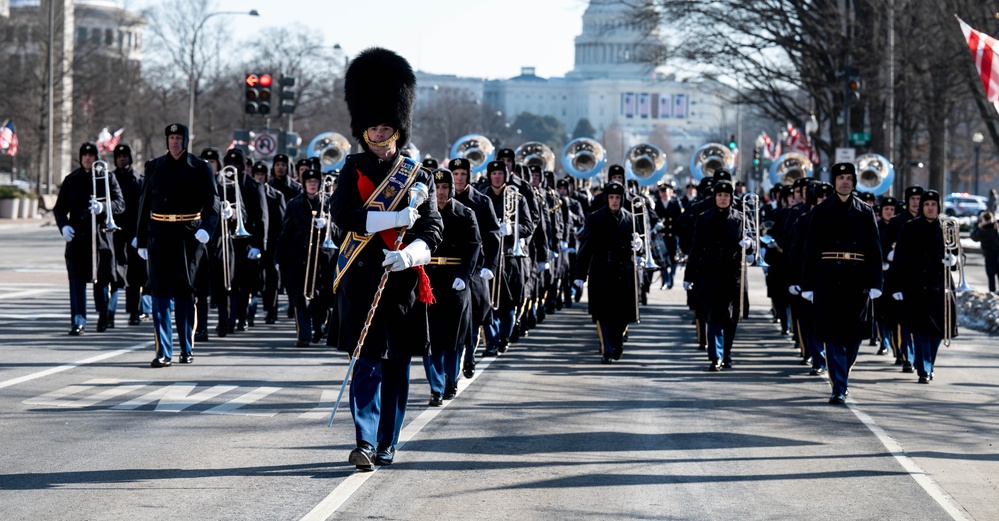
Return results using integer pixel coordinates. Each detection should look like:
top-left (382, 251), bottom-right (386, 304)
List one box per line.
top-left (887, 0), bottom-right (895, 195)
top-left (46, 0), bottom-right (54, 194)
top-left (974, 144), bottom-right (981, 195)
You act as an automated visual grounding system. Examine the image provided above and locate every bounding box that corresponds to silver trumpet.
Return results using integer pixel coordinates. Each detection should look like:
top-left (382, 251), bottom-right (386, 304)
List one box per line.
top-left (91, 160), bottom-right (120, 282)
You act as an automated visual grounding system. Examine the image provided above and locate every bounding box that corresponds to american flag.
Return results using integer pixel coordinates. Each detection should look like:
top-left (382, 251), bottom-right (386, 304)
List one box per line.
top-left (96, 127), bottom-right (125, 153)
top-left (760, 131), bottom-right (781, 160)
top-left (0, 119), bottom-right (18, 157)
top-left (957, 16), bottom-right (999, 114)
top-left (786, 123), bottom-right (820, 164)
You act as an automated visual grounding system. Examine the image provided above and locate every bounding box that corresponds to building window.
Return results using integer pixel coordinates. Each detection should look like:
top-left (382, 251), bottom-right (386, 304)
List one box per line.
top-left (77, 27), bottom-right (87, 45)
top-left (127, 32), bottom-right (132, 48)
top-left (118, 30), bottom-right (124, 48)
top-left (105, 28), bottom-right (114, 46)
top-left (91, 28), bottom-right (101, 45)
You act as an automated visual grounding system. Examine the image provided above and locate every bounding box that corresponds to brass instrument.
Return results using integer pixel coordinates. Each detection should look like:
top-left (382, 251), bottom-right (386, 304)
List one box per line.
top-left (625, 144), bottom-right (669, 187)
top-left (307, 132), bottom-right (351, 173)
top-left (218, 166), bottom-right (234, 292)
top-left (854, 153), bottom-right (895, 196)
top-left (450, 134), bottom-right (495, 175)
top-left (91, 160), bottom-right (120, 282)
top-left (514, 141), bottom-right (555, 172)
top-left (689, 143), bottom-right (735, 181)
top-left (768, 152), bottom-right (813, 186)
top-left (561, 138), bottom-right (606, 179)
top-left (304, 175), bottom-right (337, 301)
top-left (221, 166), bottom-right (252, 240)
top-left (742, 194), bottom-right (767, 267)
top-left (320, 174), bottom-right (338, 251)
top-left (942, 217), bottom-right (960, 346)
top-left (492, 185), bottom-right (525, 310)
top-left (631, 195), bottom-right (660, 323)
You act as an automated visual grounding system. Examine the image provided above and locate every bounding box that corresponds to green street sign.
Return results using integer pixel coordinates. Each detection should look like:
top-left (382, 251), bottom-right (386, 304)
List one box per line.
top-left (850, 132), bottom-right (871, 145)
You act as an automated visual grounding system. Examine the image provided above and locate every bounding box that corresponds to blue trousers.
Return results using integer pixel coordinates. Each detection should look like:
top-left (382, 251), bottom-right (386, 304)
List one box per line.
top-left (484, 309), bottom-right (516, 347)
top-left (443, 347), bottom-right (465, 385)
top-left (876, 320), bottom-right (892, 352)
top-left (597, 319), bottom-right (627, 358)
top-left (707, 323), bottom-right (735, 362)
top-left (96, 285), bottom-right (118, 319)
top-left (350, 356), bottom-right (412, 448)
top-left (806, 333), bottom-right (826, 370)
top-left (824, 340), bottom-right (861, 396)
top-left (68, 278), bottom-right (88, 327)
top-left (152, 296), bottom-right (195, 360)
top-left (899, 323), bottom-right (914, 363)
top-left (422, 354), bottom-right (445, 395)
top-left (912, 333), bottom-right (942, 378)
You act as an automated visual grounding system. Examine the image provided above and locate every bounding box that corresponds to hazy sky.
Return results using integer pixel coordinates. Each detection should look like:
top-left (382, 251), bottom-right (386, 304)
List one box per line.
top-left (134, 0), bottom-right (592, 80)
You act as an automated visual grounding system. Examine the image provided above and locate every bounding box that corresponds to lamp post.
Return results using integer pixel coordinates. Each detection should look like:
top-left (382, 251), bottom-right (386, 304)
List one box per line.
top-left (188, 9), bottom-right (259, 148)
top-left (973, 132), bottom-right (984, 195)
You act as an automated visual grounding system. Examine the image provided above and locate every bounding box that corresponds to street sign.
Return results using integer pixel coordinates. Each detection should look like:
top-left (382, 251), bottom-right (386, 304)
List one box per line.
top-left (850, 132), bottom-right (871, 146)
top-left (835, 147), bottom-right (856, 163)
top-left (253, 132), bottom-right (277, 157)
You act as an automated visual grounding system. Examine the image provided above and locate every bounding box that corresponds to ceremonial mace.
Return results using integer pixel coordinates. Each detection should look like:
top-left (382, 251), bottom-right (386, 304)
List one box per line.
top-left (329, 181), bottom-right (429, 426)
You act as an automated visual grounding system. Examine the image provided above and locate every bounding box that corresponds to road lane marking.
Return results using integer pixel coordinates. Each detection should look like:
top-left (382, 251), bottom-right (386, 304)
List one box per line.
top-left (0, 341), bottom-right (153, 390)
top-left (299, 390), bottom-right (339, 419)
top-left (848, 404), bottom-right (970, 520)
top-left (112, 383), bottom-right (238, 412)
top-left (204, 386), bottom-right (281, 416)
top-left (0, 288), bottom-right (58, 300)
top-left (23, 378), bottom-right (152, 408)
top-left (299, 356), bottom-right (497, 521)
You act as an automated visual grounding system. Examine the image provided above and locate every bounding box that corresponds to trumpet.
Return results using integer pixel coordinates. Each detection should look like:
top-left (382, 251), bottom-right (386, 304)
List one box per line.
top-left (91, 160), bottom-right (120, 282)
top-left (631, 195), bottom-right (660, 323)
top-left (492, 185), bottom-right (524, 310)
top-left (305, 175), bottom-right (337, 301)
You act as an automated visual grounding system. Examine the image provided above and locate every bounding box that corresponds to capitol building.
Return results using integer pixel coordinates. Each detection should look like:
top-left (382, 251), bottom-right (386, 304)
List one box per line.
top-left (415, 0), bottom-right (734, 170)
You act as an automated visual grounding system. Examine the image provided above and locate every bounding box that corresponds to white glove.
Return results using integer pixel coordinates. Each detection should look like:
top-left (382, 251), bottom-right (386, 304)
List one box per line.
top-left (893, 292), bottom-right (904, 301)
top-left (131, 237), bottom-right (137, 249)
top-left (194, 229), bottom-right (210, 244)
top-left (382, 239), bottom-right (431, 272)
top-left (882, 262), bottom-right (889, 271)
top-left (314, 217), bottom-right (327, 229)
top-left (395, 207), bottom-right (419, 229)
top-left (499, 222), bottom-right (513, 236)
top-left (567, 247), bottom-right (576, 254)
top-left (887, 250), bottom-right (895, 262)
top-left (573, 279), bottom-right (584, 288)
top-left (452, 278), bottom-right (466, 291)
top-left (247, 247), bottom-right (262, 259)
top-left (683, 281), bottom-right (693, 291)
top-left (222, 205), bottom-right (234, 220)
top-left (631, 237), bottom-right (644, 252)
top-left (89, 200), bottom-right (104, 215)
top-left (869, 288), bottom-right (882, 299)
top-left (479, 268), bottom-right (494, 280)
top-left (745, 254), bottom-right (755, 264)
top-left (801, 291), bottom-right (814, 302)
top-left (560, 241), bottom-right (569, 251)
top-left (137, 248), bottom-right (148, 260)
top-left (537, 262), bottom-right (549, 273)
top-left (61, 225), bottom-right (75, 242)
top-left (788, 285), bottom-right (801, 296)
top-left (738, 238), bottom-right (753, 249)
top-left (943, 253), bottom-right (958, 267)
top-left (549, 250), bottom-right (559, 261)
top-left (653, 222), bottom-right (664, 233)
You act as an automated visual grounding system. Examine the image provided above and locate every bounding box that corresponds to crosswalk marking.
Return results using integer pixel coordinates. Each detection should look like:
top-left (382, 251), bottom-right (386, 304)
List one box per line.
top-left (298, 389), bottom-right (338, 419)
top-left (112, 383), bottom-right (238, 412)
top-left (22, 378), bottom-right (152, 408)
top-left (203, 386), bottom-right (281, 417)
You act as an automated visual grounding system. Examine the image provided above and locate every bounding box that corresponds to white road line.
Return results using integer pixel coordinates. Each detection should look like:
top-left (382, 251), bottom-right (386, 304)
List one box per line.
top-left (203, 386), bottom-right (281, 416)
top-left (848, 403), bottom-right (970, 520)
top-left (299, 355), bottom-right (497, 521)
top-left (0, 288), bottom-right (58, 300)
top-left (299, 390), bottom-right (340, 419)
top-left (0, 341), bottom-right (153, 390)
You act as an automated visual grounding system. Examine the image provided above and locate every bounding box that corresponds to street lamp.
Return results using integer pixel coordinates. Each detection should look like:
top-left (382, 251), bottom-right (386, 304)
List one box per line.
top-left (188, 9), bottom-right (259, 148)
top-left (973, 132), bottom-right (984, 195)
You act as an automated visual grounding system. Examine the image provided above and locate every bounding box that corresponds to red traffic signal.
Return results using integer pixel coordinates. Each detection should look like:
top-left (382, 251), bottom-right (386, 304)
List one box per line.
top-left (244, 72), bottom-right (272, 115)
top-left (259, 74), bottom-right (273, 88)
top-left (245, 73), bottom-right (259, 87)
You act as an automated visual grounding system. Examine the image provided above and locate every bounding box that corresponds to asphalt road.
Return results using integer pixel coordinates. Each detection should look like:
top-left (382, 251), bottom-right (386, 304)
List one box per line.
top-left (1, 219), bottom-right (996, 520)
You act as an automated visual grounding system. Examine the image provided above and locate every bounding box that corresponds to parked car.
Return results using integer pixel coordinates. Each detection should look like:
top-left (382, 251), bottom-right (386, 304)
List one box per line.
top-left (944, 193), bottom-right (988, 217)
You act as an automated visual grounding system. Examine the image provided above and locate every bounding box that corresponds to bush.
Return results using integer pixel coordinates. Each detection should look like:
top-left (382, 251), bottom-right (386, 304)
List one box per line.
top-left (0, 185), bottom-right (21, 199)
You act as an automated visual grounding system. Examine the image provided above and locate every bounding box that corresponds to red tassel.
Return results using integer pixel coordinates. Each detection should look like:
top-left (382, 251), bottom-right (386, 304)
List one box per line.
top-left (414, 265), bottom-right (436, 305)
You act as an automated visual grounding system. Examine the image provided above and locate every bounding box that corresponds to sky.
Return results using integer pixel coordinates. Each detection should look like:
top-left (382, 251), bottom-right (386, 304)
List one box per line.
top-left (131, 0), bottom-right (592, 80)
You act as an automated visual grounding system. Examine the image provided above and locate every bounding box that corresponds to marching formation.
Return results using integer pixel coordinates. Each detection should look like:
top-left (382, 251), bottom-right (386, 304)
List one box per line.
top-left (50, 47), bottom-right (967, 471)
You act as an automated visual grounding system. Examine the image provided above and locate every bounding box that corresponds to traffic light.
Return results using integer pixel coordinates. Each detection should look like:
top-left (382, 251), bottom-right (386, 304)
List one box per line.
top-left (845, 75), bottom-right (861, 106)
top-left (752, 148), bottom-right (760, 166)
top-left (279, 75), bottom-right (296, 115)
top-left (244, 73), bottom-right (272, 115)
top-left (728, 135), bottom-right (737, 151)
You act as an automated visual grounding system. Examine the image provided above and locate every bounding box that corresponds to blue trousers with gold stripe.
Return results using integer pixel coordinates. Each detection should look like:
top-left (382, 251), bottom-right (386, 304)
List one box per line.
top-left (824, 340), bottom-right (860, 396)
top-left (152, 296), bottom-right (195, 360)
top-left (350, 356), bottom-right (412, 448)
top-left (597, 319), bottom-right (627, 359)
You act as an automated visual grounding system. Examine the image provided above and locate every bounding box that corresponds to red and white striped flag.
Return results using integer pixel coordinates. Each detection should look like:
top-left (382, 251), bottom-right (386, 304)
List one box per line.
top-left (0, 119), bottom-right (17, 157)
top-left (96, 127), bottom-right (125, 153)
top-left (957, 15), bottom-right (999, 114)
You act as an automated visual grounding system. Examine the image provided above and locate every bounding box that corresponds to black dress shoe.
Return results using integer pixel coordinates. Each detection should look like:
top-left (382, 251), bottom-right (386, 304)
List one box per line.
top-left (482, 347), bottom-right (498, 357)
top-left (236, 320), bottom-right (247, 332)
top-left (150, 357), bottom-right (172, 368)
top-left (194, 330), bottom-right (209, 342)
top-left (601, 354), bottom-right (613, 364)
top-left (463, 361), bottom-right (475, 378)
top-left (375, 445), bottom-right (395, 466)
top-left (247, 317), bottom-right (255, 327)
top-left (809, 367), bottom-right (825, 376)
top-left (497, 340), bottom-right (509, 353)
top-left (902, 363), bottom-right (914, 373)
top-left (721, 360), bottom-right (733, 369)
top-left (708, 361), bottom-right (721, 372)
top-left (894, 357), bottom-right (904, 366)
top-left (216, 324), bottom-right (228, 338)
top-left (829, 393), bottom-right (846, 404)
top-left (139, 313), bottom-right (150, 321)
top-left (311, 329), bottom-right (324, 343)
top-left (877, 347), bottom-right (888, 355)
top-left (428, 393), bottom-right (443, 407)
top-left (443, 385), bottom-right (457, 400)
top-left (107, 316), bottom-right (115, 329)
top-left (96, 319), bottom-right (108, 333)
top-left (265, 311), bottom-right (277, 324)
top-left (128, 314), bottom-right (141, 326)
top-left (179, 353), bottom-right (193, 364)
top-left (613, 350), bottom-right (622, 361)
top-left (295, 339), bottom-right (310, 348)
top-left (349, 442), bottom-right (376, 470)
top-left (918, 376), bottom-right (929, 384)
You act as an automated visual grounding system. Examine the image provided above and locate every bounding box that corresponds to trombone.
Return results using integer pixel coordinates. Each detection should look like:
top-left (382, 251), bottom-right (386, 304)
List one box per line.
top-left (91, 160), bottom-right (120, 282)
top-left (491, 185), bottom-right (524, 310)
top-left (631, 194), bottom-right (660, 323)
top-left (305, 175), bottom-right (337, 301)
top-left (738, 194), bottom-right (764, 318)
top-left (219, 166), bottom-right (251, 292)
top-left (942, 217), bottom-right (972, 346)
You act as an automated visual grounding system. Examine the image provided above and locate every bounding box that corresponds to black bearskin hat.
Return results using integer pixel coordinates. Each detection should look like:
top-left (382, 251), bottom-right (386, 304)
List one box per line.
top-left (344, 47), bottom-right (416, 151)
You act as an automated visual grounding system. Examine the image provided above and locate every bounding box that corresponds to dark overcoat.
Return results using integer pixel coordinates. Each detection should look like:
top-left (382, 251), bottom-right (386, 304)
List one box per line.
top-left (53, 166), bottom-right (125, 284)
top-left (454, 185), bottom-right (500, 328)
top-left (426, 199), bottom-right (480, 353)
top-left (891, 217), bottom-right (958, 339)
top-left (684, 206), bottom-right (745, 327)
top-left (575, 206), bottom-right (638, 324)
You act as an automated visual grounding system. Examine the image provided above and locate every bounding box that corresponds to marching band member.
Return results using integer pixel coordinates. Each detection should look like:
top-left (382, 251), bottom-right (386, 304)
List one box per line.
top-left (884, 185), bottom-right (924, 371)
top-left (801, 163), bottom-right (882, 404)
top-left (252, 161), bottom-right (286, 328)
top-left (423, 168), bottom-right (480, 405)
top-left (653, 181), bottom-right (682, 290)
top-left (678, 177), bottom-right (715, 351)
top-left (763, 185), bottom-right (793, 336)
top-left (224, 149), bottom-right (268, 333)
top-left (332, 48), bottom-right (443, 469)
top-left (482, 160), bottom-right (532, 356)
top-left (874, 196), bottom-right (898, 355)
top-left (557, 178), bottom-right (585, 307)
top-left (788, 181), bottom-right (835, 376)
top-left (135, 123), bottom-right (219, 367)
top-left (277, 168), bottom-right (334, 347)
top-left (683, 179), bottom-right (753, 371)
top-left (111, 143), bottom-right (145, 328)
top-left (268, 154), bottom-right (303, 203)
top-left (54, 142), bottom-right (126, 335)
top-left (574, 181), bottom-right (640, 364)
top-left (890, 190), bottom-right (958, 384)
top-left (450, 157), bottom-right (501, 379)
